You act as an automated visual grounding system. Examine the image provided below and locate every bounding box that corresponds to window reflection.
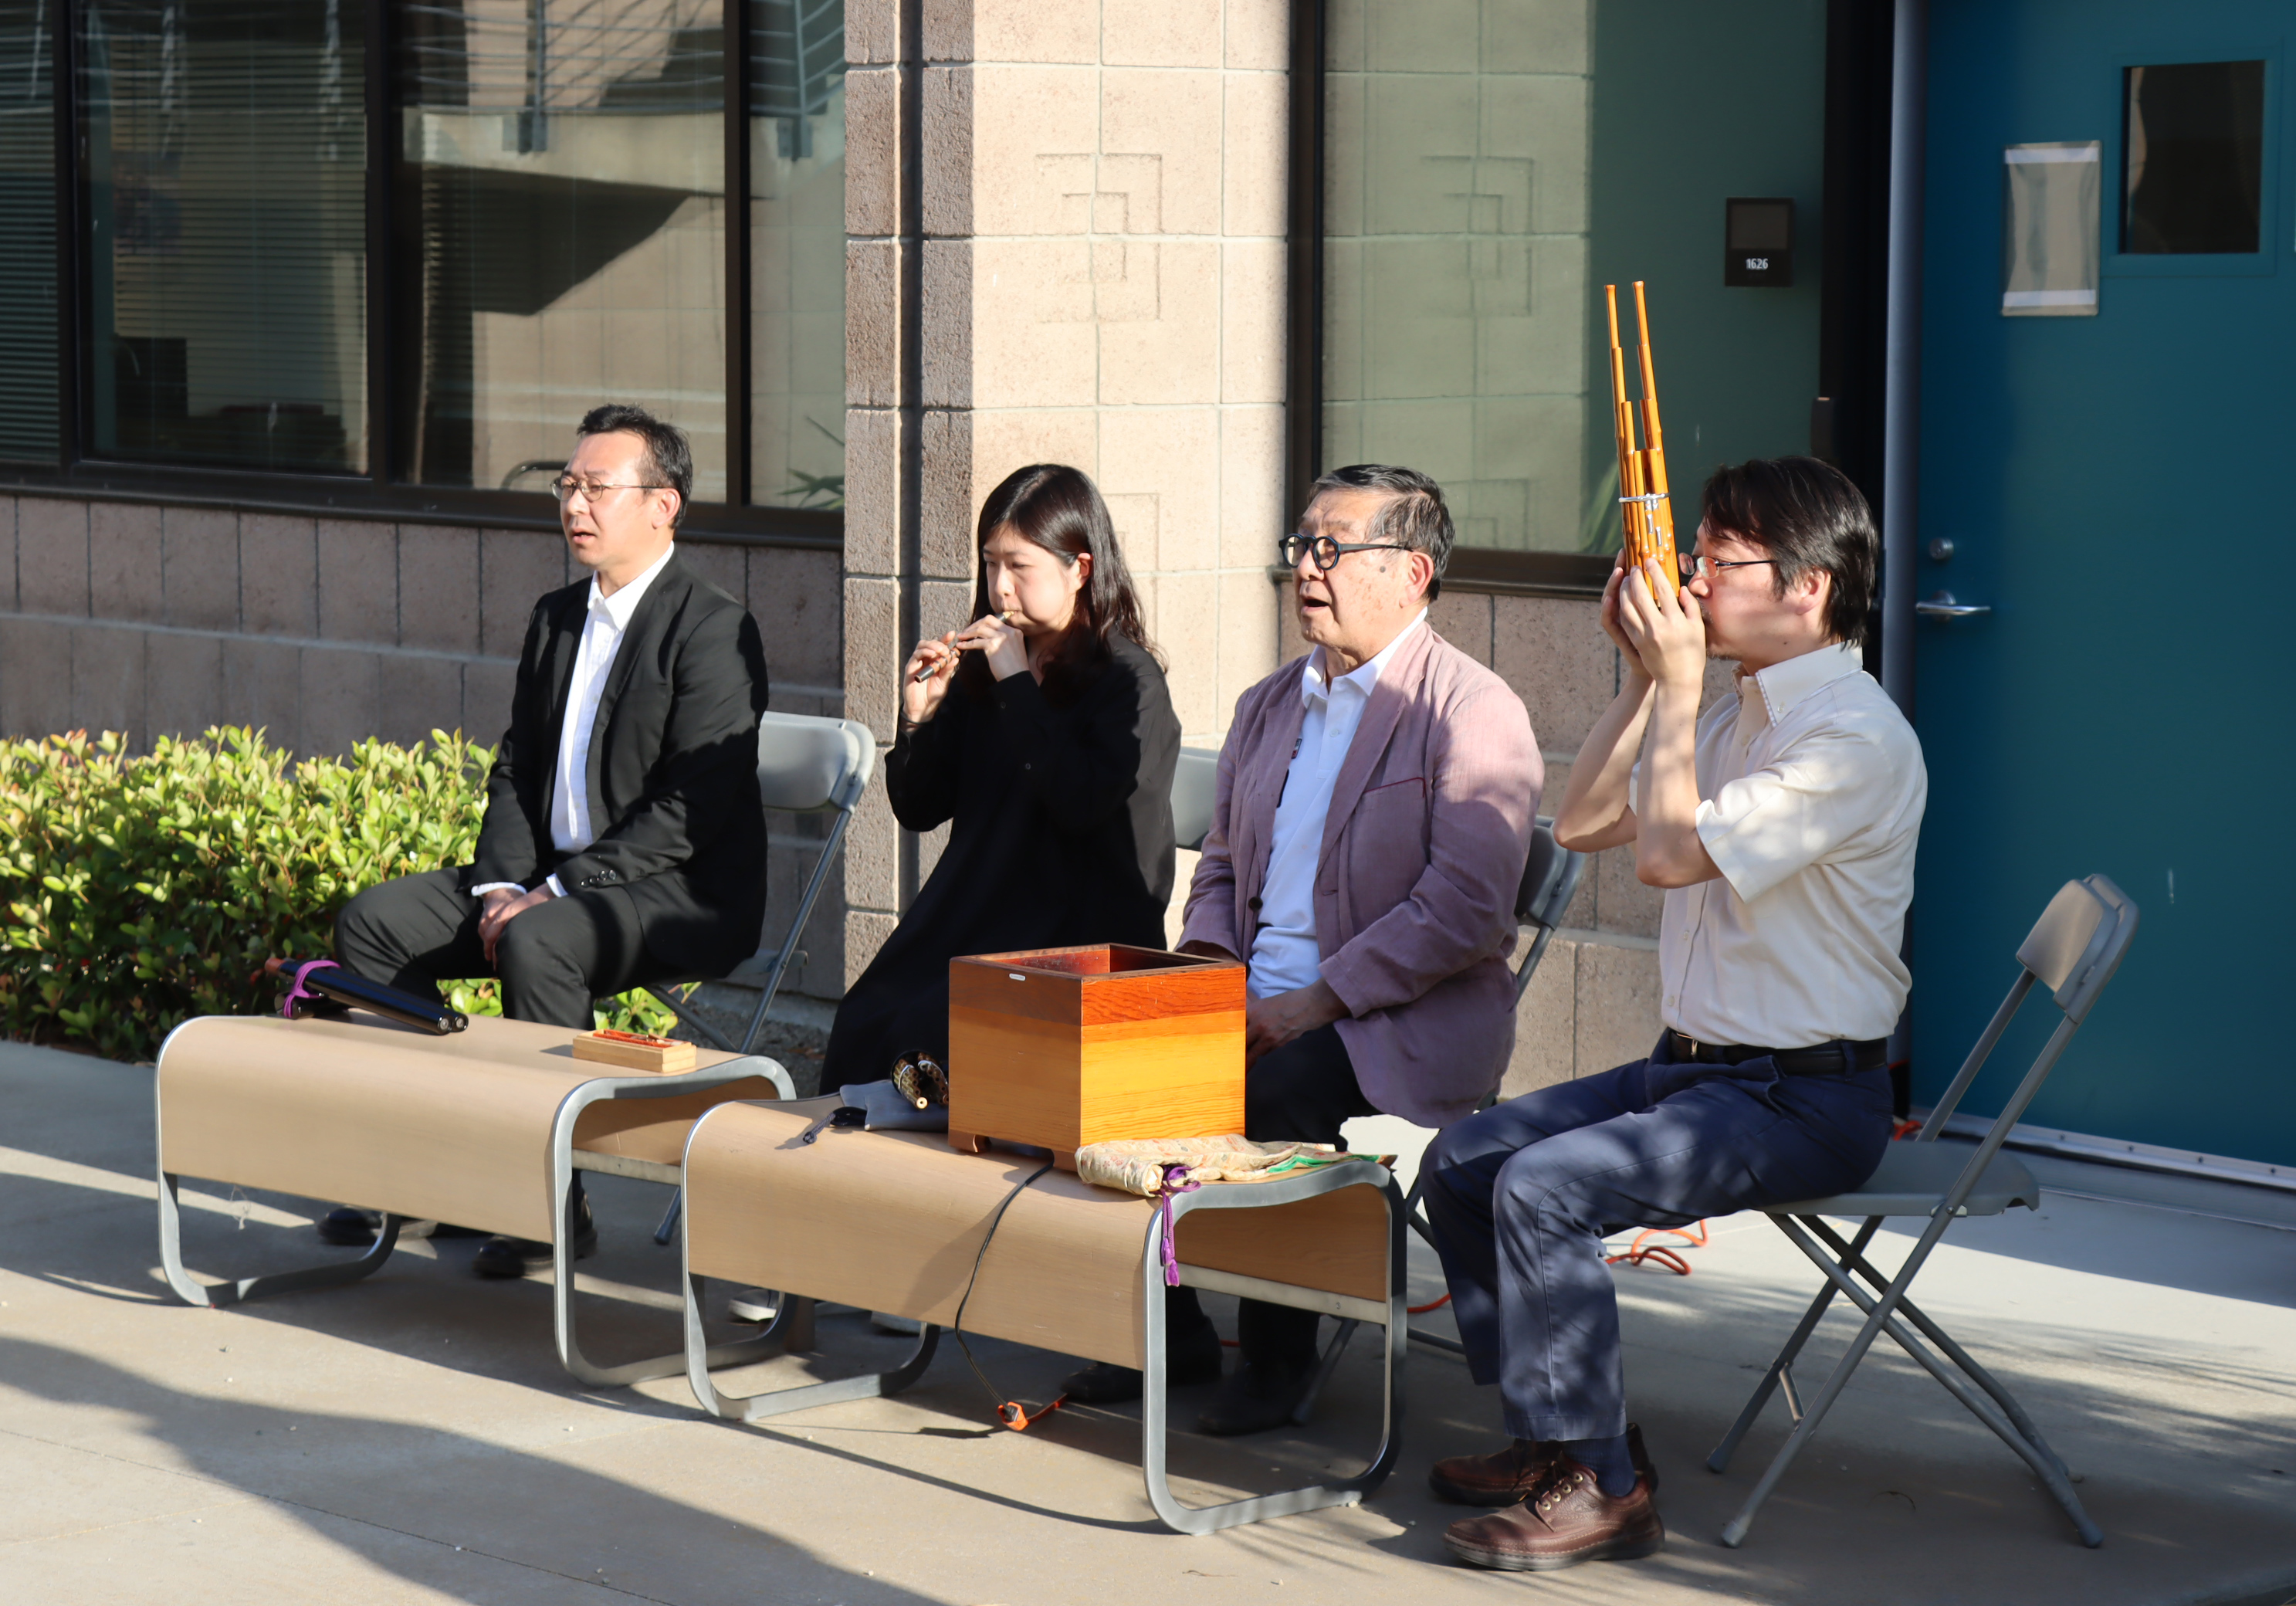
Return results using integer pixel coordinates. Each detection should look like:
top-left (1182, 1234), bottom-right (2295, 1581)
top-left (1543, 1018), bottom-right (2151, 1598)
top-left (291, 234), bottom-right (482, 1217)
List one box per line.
top-left (1322, 0), bottom-right (1827, 555)
top-left (397, 0), bottom-right (727, 496)
top-left (748, 0), bottom-right (842, 508)
top-left (0, 0), bottom-right (56, 464)
top-left (1323, 0), bottom-right (1586, 553)
top-left (83, 0), bottom-right (369, 472)
top-left (2123, 61), bottom-right (2264, 256)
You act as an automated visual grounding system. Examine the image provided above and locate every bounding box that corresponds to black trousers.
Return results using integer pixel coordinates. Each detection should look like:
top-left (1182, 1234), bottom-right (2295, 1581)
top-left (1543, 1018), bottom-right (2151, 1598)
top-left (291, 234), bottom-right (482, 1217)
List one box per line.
top-left (335, 866), bottom-right (679, 1029)
top-left (1173, 1022), bottom-right (1379, 1369)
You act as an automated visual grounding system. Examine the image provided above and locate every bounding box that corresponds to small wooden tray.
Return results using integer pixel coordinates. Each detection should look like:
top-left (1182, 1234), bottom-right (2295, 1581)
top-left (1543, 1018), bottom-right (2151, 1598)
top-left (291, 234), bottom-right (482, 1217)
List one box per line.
top-left (571, 1029), bottom-right (696, 1075)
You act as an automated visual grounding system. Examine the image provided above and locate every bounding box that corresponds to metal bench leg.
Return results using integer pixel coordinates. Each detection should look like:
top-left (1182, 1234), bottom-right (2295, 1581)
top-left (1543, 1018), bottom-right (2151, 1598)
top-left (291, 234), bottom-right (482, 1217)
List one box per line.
top-left (1141, 1184), bottom-right (1407, 1534)
top-left (1708, 1216), bottom-right (1883, 1473)
top-left (1721, 1214), bottom-right (2101, 1550)
top-left (679, 1266), bottom-right (939, 1420)
top-left (550, 1100), bottom-right (777, 1388)
top-left (157, 1170), bottom-right (401, 1310)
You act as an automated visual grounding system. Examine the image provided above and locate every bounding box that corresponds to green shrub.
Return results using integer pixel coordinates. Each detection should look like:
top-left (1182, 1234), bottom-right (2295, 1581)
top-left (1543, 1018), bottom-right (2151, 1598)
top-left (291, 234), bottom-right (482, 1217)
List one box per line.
top-left (0, 727), bottom-right (678, 1063)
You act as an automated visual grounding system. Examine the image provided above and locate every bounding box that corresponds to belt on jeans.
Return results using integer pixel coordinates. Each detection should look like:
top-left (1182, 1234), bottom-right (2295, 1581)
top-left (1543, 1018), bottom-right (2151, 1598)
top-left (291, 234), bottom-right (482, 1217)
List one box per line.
top-left (1665, 1031), bottom-right (1888, 1076)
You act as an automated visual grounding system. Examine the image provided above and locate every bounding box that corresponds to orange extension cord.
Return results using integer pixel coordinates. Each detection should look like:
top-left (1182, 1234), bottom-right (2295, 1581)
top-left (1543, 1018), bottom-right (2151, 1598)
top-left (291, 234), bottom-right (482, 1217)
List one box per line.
top-left (1404, 1217), bottom-right (1714, 1316)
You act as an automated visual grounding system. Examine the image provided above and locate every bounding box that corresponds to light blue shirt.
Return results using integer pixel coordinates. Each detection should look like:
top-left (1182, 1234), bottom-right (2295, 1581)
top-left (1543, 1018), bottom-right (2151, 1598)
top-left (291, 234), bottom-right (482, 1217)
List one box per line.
top-left (1247, 612), bottom-right (1427, 999)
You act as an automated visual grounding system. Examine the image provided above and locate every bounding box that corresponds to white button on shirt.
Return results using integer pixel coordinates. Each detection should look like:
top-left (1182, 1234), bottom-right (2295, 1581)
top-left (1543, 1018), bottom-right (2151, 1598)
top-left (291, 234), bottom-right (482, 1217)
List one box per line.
top-left (1248, 612), bottom-right (1427, 999)
top-left (474, 542), bottom-right (676, 901)
top-left (1640, 642), bottom-right (1927, 1049)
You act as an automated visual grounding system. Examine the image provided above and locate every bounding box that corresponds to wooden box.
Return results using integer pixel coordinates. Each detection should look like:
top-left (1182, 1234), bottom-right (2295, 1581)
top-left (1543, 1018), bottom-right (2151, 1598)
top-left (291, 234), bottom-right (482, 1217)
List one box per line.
top-left (947, 944), bottom-right (1246, 1170)
top-left (571, 1028), bottom-right (697, 1075)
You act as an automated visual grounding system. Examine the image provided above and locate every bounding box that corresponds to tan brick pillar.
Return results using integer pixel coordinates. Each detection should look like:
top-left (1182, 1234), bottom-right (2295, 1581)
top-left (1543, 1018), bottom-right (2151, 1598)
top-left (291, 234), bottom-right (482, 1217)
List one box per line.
top-left (842, 0), bottom-right (1292, 989)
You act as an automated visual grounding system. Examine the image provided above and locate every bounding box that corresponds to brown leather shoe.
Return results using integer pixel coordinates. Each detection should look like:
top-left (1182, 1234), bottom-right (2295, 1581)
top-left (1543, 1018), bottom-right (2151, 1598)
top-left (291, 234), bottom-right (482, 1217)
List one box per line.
top-left (1429, 1423), bottom-right (1658, 1505)
top-left (1443, 1459), bottom-right (1665, 1572)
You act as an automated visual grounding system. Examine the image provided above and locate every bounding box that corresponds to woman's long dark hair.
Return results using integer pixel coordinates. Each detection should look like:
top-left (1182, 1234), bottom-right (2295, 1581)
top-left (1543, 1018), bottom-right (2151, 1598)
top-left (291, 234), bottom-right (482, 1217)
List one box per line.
top-left (961, 464), bottom-right (1158, 703)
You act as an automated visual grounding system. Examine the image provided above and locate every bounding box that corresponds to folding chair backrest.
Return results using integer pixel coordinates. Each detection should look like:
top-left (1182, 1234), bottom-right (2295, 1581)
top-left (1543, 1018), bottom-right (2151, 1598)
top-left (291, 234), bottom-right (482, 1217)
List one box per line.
top-left (1510, 817), bottom-right (1586, 1002)
top-left (1918, 873), bottom-right (2139, 1148)
top-left (1517, 816), bottom-right (1585, 933)
top-left (2016, 875), bottom-right (2137, 1025)
top-left (754, 712), bottom-right (876, 815)
top-left (1172, 745), bottom-right (1219, 852)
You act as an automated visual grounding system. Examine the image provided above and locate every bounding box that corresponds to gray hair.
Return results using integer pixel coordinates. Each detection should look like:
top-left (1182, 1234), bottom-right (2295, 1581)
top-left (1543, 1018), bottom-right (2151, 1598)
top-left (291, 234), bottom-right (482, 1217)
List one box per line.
top-left (1306, 464), bottom-right (1454, 601)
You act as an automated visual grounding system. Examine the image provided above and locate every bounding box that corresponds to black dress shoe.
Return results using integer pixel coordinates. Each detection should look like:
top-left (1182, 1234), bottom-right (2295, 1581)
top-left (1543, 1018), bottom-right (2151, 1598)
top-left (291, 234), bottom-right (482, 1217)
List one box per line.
top-left (1196, 1357), bottom-right (1314, 1437)
top-left (1059, 1320), bottom-right (1225, 1403)
top-left (319, 1210), bottom-right (489, 1246)
top-left (472, 1198), bottom-right (598, 1279)
top-left (317, 1207), bottom-right (381, 1246)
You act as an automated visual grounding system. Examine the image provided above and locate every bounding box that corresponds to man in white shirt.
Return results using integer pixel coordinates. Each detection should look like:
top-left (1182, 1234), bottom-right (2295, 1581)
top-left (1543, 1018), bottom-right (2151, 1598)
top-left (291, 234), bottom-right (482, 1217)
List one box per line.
top-left (1421, 457), bottom-right (1925, 1573)
top-left (1056, 466), bottom-right (1538, 1432)
top-left (328, 405), bottom-right (770, 1276)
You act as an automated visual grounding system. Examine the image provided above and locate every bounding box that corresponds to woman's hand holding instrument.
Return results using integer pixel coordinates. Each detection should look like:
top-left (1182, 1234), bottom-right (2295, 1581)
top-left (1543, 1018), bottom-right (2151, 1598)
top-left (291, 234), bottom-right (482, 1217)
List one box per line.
top-left (902, 611), bottom-right (1026, 725)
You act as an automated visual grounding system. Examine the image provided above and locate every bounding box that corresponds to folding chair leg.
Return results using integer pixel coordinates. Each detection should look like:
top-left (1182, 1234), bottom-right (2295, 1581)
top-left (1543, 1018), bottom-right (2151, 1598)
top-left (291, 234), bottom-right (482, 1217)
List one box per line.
top-left (1290, 1318), bottom-right (1360, 1425)
top-left (1708, 1217), bottom-right (1882, 1473)
top-left (1803, 1215), bottom-right (2081, 1487)
top-left (1721, 1214), bottom-right (2101, 1550)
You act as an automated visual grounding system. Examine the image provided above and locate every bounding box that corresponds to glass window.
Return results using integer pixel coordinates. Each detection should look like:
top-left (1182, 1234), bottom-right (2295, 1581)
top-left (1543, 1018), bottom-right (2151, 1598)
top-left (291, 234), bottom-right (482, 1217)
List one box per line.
top-left (397, 0), bottom-right (726, 496)
top-left (1323, 0), bottom-right (1827, 554)
top-left (0, 2), bottom-right (57, 465)
top-left (2123, 61), bottom-right (2265, 256)
top-left (747, 0), bottom-right (842, 508)
top-left (82, 0), bottom-right (369, 472)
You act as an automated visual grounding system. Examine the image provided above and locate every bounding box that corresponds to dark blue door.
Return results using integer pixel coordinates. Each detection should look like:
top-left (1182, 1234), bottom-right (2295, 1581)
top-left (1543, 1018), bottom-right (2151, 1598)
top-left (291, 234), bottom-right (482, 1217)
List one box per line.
top-left (1914, 0), bottom-right (2294, 1165)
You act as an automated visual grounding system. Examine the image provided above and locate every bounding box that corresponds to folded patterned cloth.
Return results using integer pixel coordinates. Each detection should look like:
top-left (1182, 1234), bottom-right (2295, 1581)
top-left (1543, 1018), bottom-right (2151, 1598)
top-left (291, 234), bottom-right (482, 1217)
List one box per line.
top-left (1075, 1135), bottom-right (1375, 1197)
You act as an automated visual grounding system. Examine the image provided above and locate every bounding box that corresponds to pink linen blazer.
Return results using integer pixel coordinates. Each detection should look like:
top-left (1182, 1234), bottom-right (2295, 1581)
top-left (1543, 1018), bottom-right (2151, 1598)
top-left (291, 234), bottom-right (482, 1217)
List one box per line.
top-left (1180, 625), bottom-right (1541, 1127)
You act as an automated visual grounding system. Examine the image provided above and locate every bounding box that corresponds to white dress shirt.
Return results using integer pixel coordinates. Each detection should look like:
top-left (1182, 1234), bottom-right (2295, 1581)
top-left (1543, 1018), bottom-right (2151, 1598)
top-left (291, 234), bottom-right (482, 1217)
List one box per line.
top-left (1248, 612), bottom-right (1427, 999)
top-left (1637, 641), bottom-right (1926, 1049)
top-left (474, 542), bottom-right (676, 901)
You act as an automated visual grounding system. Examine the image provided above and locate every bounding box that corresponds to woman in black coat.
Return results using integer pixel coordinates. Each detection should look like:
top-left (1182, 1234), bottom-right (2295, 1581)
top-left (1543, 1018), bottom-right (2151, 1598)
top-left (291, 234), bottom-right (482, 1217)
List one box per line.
top-left (823, 464), bottom-right (1179, 1086)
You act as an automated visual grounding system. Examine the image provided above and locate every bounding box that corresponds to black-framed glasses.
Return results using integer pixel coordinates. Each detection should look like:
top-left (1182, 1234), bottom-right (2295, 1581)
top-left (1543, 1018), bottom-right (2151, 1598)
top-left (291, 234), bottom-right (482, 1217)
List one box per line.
top-left (1677, 551), bottom-right (1778, 581)
top-left (1280, 533), bottom-right (1414, 571)
top-left (550, 478), bottom-right (669, 504)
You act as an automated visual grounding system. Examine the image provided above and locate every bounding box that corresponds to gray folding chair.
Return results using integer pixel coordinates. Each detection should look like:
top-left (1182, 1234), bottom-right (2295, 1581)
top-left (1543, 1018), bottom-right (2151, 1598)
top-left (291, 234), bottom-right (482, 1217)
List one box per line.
top-left (641, 713), bottom-right (874, 1247)
top-left (1172, 745), bottom-right (1218, 852)
top-left (642, 711), bottom-right (875, 1057)
top-left (1509, 815), bottom-right (1588, 1003)
top-left (1707, 874), bottom-right (2139, 1550)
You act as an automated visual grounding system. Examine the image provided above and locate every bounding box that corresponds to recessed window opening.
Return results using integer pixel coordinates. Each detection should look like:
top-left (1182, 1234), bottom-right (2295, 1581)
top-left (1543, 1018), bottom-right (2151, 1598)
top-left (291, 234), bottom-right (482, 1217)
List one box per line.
top-left (2122, 60), bottom-right (2265, 255)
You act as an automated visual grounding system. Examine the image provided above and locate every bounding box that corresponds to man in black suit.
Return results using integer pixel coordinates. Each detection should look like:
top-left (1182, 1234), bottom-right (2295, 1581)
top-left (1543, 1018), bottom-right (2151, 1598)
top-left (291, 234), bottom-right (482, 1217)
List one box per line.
top-left (325, 404), bottom-right (770, 1276)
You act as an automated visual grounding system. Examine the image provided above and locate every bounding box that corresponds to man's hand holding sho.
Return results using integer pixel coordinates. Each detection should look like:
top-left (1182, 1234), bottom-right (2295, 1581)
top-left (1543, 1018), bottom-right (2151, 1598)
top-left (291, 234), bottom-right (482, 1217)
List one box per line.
top-left (479, 884), bottom-right (555, 965)
top-left (1615, 558), bottom-right (1706, 692)
top-left (1246, 979), bottom-right (1346, 1064)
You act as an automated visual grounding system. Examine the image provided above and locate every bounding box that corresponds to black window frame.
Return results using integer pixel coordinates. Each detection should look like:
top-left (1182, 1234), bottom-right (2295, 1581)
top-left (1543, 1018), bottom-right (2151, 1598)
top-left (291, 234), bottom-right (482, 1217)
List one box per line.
top-left (1285, 0), bottom-right (1895, 599)
top-left (8, 0), bottom-right (838, 552)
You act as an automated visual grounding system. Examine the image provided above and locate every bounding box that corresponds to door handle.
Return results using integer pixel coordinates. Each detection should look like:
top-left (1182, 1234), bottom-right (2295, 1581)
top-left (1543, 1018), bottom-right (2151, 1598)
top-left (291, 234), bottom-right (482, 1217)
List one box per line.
top-left (1915, 590), bottom-right (1991, 618)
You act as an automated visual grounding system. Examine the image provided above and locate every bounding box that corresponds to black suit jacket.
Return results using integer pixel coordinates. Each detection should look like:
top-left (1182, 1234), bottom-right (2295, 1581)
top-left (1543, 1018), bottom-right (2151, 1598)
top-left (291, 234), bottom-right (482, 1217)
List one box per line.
top-left (472, 553), bottom-right (770, 976)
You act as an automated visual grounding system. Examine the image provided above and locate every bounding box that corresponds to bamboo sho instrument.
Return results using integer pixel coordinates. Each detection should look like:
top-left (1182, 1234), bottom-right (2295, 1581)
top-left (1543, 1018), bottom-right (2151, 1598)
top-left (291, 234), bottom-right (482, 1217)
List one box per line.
top-left (1606, 281), bottom-right (1680, 592)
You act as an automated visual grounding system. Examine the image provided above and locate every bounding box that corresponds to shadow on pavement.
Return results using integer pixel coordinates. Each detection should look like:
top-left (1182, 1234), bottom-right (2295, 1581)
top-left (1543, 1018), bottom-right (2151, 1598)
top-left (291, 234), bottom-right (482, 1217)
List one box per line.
top-left (0, 1335), bottom-right (948, 1606)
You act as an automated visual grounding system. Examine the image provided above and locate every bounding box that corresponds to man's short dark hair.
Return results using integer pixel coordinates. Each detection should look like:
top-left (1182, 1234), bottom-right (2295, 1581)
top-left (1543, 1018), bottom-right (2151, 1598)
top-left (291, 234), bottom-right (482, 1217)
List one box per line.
top-left (1699, 456), bottom-right (1877, 645)
top-left (577, 403), bottom-right (693, 525)
top-left (1306, 464), bottom-right (1454, 601)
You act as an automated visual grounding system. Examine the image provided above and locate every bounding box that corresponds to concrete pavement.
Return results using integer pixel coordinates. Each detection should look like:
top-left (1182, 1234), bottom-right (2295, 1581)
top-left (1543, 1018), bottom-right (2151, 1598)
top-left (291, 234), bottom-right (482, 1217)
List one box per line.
top-left (2, 1039), bottom-right (2292, 1605)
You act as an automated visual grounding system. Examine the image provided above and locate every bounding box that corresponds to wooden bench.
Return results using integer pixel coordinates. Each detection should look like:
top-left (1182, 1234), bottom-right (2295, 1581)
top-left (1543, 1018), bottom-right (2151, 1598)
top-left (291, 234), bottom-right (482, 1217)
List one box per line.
top-left (674, 1098), bottom-right (1406, 1533)
top-left (154, 1011), bottom-right (794, 1387)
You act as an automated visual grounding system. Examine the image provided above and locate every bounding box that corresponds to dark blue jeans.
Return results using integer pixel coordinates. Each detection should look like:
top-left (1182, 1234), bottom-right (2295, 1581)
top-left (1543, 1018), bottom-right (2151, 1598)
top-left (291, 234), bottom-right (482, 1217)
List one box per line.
top-left (1421, 1038), bottom-right (1891, 1442)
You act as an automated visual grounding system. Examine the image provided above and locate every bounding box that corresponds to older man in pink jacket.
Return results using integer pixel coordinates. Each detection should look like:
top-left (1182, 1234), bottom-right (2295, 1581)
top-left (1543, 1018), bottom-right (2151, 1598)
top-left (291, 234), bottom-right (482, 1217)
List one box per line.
top-left (1059, 463), bottom-right (1539, 1432)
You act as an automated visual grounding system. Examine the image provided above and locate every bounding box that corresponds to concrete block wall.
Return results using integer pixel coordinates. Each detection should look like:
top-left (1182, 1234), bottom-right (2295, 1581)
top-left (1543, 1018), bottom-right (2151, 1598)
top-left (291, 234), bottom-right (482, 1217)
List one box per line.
top-left (0, 495), bottom-right (852, 1000)
top-left (842, 0), bottom-right (1292, 985)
